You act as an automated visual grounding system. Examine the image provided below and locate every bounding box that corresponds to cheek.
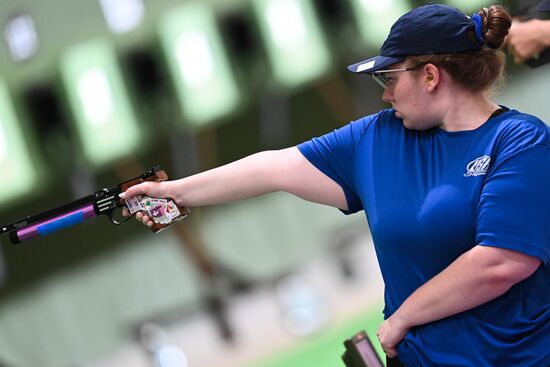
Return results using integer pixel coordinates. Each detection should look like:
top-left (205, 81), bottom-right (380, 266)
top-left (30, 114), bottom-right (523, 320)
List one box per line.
top-left (401, 95), bottom-right (421, 117)
top-left (413, 102), bottom-right (429, 121)
top-left (402, 96), bottom-right (436, 129)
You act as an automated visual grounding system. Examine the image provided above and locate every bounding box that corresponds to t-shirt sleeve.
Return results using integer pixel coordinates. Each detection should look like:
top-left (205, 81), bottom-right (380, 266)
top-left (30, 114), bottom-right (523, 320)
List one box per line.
top-left (297, 113), bottom-right (379, 214)
top-left (476, 145), bottom-right (550, 263)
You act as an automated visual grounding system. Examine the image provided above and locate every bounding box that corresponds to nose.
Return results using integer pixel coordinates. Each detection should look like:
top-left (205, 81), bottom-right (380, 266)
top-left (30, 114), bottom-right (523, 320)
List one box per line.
top-left (382, 87), bottom-right (394, 103)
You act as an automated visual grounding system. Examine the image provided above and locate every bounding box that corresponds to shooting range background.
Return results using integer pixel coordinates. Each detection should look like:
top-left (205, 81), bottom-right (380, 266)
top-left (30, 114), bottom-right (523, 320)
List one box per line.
top-left (0, 0), bottom-right (548, 366)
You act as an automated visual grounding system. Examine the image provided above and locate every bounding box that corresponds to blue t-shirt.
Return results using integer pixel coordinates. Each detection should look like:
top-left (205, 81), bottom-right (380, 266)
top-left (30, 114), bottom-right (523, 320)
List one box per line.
top-left (298, 108), bottom-right (550, 366)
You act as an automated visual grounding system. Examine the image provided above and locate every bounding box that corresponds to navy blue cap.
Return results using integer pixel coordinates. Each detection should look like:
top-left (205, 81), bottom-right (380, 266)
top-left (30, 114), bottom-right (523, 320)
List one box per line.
top-left (348, 4), bottom-right (483, 73)
top-left (539, 0), bottom-right (550, 12)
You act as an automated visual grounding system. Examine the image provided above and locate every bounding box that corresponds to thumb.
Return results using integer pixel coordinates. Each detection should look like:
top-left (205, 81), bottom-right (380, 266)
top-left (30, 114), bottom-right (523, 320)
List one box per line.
top-left (120, 181), bottom-right (165, 200)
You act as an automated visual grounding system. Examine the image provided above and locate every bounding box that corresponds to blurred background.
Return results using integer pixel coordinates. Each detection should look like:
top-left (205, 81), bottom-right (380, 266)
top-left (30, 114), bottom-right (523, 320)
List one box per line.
top-left (0, 0), bottom-right (548, 366)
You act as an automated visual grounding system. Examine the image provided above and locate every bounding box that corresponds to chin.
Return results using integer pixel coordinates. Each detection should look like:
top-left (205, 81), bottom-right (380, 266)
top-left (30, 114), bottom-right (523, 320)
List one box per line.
top-left (402, 119), bottom-right (415, 130)
top-left (402, 118), bottom-right (428, 131)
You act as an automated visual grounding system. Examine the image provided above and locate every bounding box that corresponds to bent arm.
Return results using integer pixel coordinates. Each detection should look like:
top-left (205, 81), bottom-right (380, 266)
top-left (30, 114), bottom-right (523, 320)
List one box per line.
top-left (392, 245), bottom-right (541, 329)
top-left (378, 245), bottom-right (541, 357)
top-left (124, 147), bottom-right (348, 210)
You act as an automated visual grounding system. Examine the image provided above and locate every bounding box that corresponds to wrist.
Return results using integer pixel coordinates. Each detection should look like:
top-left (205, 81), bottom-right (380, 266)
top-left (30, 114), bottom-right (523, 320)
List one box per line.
top-left (162, 180), bottom-right (176, 201)
top-left (391, 309), bottom-right (413, 330)
top-left (166, 179), bottom-right (188, 207)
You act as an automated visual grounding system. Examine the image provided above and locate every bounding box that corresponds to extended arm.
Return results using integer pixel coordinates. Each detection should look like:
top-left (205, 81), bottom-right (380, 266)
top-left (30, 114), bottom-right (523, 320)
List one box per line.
top-left (121, 147), bottom-right (348, 224)
top-left (378, 245), bottom-right (541, 358)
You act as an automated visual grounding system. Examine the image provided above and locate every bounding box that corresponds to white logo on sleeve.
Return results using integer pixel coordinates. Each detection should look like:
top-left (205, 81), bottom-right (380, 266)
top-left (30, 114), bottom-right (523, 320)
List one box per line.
top-left (464, 155), bottom-right (491, 177)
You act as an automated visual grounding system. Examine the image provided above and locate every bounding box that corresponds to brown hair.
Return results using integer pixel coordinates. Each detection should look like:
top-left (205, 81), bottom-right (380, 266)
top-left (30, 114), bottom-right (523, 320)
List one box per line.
top-left (408, 5), bottom-right (512, 92)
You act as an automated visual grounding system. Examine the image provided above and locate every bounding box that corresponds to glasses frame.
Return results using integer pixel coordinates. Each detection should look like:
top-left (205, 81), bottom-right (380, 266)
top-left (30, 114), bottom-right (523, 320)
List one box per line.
top-left (370, 64), bottom-right (423, 89)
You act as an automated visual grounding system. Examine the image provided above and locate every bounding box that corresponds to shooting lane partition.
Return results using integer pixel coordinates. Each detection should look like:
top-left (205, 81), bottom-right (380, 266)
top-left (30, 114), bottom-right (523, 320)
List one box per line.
top-left (251, 0), bottom-right (331, 89)
top-left (158, 2), bottom-right (241, 128)
top-left (59, 38), bottom-right (142, 168)
top-left (0, 78), bottom-right (42, 207)
top-left (349, 0), bottom-right (411, 47)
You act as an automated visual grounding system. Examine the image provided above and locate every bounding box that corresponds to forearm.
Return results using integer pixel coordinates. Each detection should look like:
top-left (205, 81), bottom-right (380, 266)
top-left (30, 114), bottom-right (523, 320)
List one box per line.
top-left (167, 150), bottom-right (283, 207)
top-left (391, 246), bottom-right (539, 330)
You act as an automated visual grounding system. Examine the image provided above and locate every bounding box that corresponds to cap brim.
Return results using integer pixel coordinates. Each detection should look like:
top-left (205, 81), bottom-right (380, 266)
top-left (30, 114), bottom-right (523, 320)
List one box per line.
top-left (347, 55), bottom-right (405, 74)
top-left (538, 0), bottom-right (550, 11)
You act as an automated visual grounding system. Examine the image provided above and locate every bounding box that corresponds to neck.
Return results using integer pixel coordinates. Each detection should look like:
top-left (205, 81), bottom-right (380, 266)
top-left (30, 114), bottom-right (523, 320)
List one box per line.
top-left (437, 89), bottom-right (500, 132)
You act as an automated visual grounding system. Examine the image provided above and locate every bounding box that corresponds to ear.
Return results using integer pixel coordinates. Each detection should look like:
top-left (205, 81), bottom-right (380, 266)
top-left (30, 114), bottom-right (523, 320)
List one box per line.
top-left (423, 63), bottom-right (440, 92)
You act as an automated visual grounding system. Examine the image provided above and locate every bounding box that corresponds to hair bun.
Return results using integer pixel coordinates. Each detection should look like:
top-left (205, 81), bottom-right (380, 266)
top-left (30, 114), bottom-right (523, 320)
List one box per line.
top-left (480, 5), bottom-right (512, 49)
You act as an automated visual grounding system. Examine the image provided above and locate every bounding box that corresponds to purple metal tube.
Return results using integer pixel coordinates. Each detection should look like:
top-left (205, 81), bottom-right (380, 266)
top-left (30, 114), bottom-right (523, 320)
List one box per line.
top-left (16, 203), bottom-right (97, 242)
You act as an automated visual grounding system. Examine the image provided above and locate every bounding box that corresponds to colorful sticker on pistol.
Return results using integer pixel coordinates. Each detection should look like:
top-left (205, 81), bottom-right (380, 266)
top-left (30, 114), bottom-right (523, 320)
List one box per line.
top-left (165, 200), bottom-right (181, 220)
top-left (149, 198), bottom-right (168, 223)
top-left (125, 195), bottom-right (185, 225)
top-left (126, 195), bottom-right (145, 214)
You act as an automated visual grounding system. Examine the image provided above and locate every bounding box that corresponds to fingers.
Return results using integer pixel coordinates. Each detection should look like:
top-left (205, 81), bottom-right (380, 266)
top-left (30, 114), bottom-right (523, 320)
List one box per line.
top-left (123, 204), bottom-right (152, 227)
top-left (120, 181), bottom-right (164, 200)
top-left (506, 20), bottom-right (545, 64)
top-left (384, 345), bottom-right (398, 359)
top-left (121, 182), bottom-right (164, 228)
top-left (377, 333), bottom-right (398, 358)
top-left (135, 211), bottom-right (154, 228)
top-left (377, 322), bottom-right (402, 359)
top-left (512, 48), bottom-right (528, 64)
top-left (507, 41), bottom-right (526, 64)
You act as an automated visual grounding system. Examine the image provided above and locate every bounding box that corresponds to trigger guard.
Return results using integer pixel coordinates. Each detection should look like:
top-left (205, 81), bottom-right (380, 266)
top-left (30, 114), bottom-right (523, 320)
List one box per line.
top-left (108, 212), bottom-right (132, 225)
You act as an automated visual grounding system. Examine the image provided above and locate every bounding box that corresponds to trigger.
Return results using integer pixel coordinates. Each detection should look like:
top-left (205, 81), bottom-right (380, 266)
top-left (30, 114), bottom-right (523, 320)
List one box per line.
top-left (108, 211), bottom-right (132, 225)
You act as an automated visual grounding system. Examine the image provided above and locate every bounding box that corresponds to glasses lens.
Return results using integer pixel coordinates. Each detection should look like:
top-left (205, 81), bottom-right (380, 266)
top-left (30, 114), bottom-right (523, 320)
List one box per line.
top-left (371, 73), bottom-right (388, 89)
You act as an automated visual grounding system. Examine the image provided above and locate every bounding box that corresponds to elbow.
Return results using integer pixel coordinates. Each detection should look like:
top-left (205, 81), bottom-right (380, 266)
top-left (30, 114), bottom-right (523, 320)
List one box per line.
top-left (488, 258), bottom-right (541, 287)
top-left (253, 150), bottom-right (291, 193)
top-left (474, 246), bottom-right (541, 288)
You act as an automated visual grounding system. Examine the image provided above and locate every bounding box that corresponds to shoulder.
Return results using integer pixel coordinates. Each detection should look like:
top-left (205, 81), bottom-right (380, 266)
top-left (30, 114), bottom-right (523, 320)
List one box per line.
top-left (353, 108), bottom-right (397, 126)
top-left (495, 109), bottom-right (550, 147)
top-left (298, 109), bottom-right (398, 156)
top-left (303, 109), bottom-right (403, 152)
top-left (491, 109), bottom-right (550, 161)
top-left (350, 108), bottom-right (402, 136)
